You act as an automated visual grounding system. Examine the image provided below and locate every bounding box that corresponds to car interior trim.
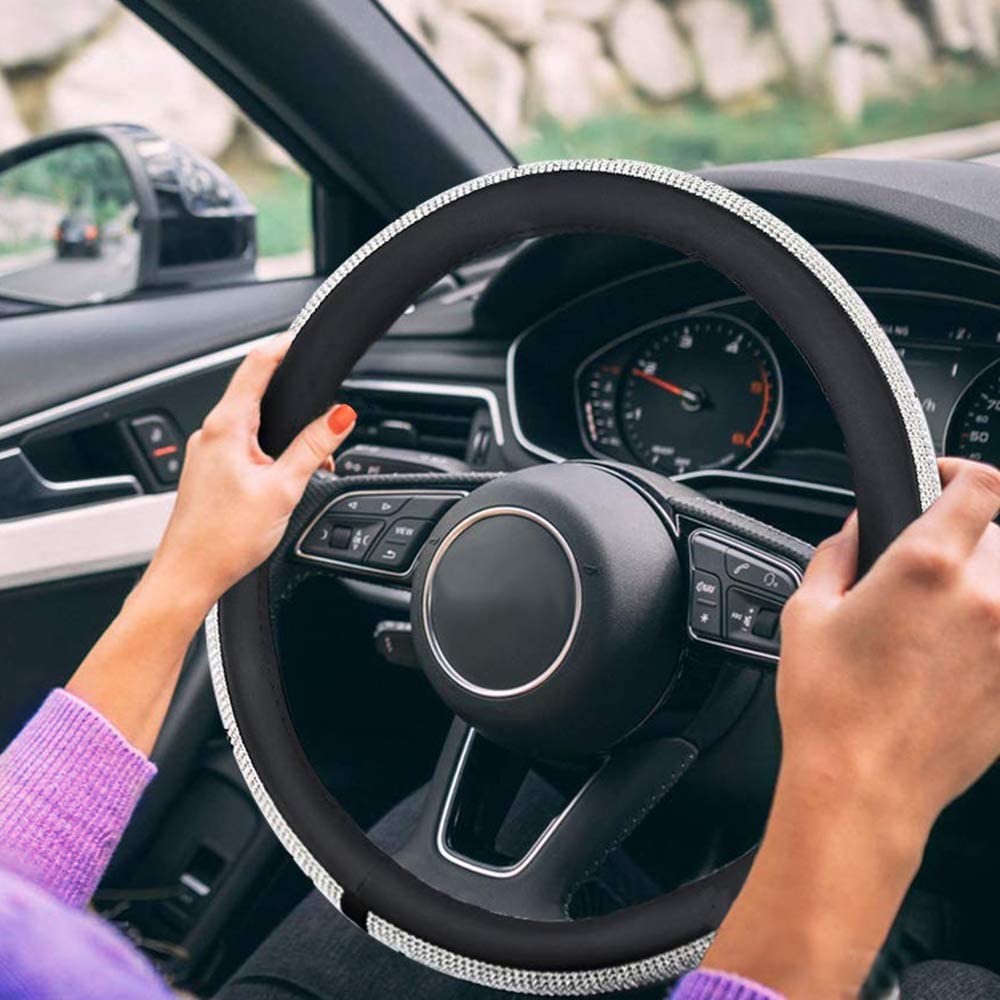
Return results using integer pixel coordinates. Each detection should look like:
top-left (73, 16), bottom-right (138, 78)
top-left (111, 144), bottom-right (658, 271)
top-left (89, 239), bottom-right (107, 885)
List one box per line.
top-left (0, 446), bottom-right (141, 511)
top-left (0, 346), bottom-right (506, 453)
top-left (673, 468), bottom-right (856, 500)
top-left (0, 491), bottom-right (175, 592)
top-left (434, 727), bottom-right (602, 880)
top-left (0, 332), bottom-right (282, 446)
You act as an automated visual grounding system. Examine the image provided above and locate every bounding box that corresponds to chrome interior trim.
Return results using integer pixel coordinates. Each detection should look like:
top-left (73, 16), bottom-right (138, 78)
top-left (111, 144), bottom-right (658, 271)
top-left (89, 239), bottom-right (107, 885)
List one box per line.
top-left (0, 491), bottom-right (175, 592)
top-left (0, 339), bottom-right (505, 452)
top-left (0, 446), bottom-right (140, 499)
top-left (422, 506), bottom-right (583, 699)
top-left (342, 377), bottom-right (506, 447)
top-left (0, 333), bottom-right (282, 445)
top-left (673, 468), bottom-right (855, 500)
top-left (294, 489), bottom-right (467, 580)
top-left (436, 728), bottom-right (602, 880)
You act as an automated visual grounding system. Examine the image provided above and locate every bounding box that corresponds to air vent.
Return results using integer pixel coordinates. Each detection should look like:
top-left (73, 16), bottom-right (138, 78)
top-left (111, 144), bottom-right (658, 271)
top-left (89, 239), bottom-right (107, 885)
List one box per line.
top-left (338, 385), bottom-right (492, 464)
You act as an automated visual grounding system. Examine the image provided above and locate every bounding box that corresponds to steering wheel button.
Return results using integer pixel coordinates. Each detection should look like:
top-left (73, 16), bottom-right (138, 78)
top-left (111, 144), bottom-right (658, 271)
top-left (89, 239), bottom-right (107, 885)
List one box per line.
top-left (692, 570), bottom-right (721, 606)
top-left (332, 494), bottom-right (409, 516)
top-left (387, 517), bottom-right (433, 545)
top-left (330, 525), bottom-right (352, 550)
top-left (724, 548), bottom-right (795, 596)
top-left (752, 606), bottom-right (781, 640)
top-left (726, 589), bottom-right (759, 637)
top-left (690, 597), bottom-right (721, 637)
top-left (689, 534), bottom-right (727, 575)
top-left (726, 588), bottom-right (781, 652)
top-left (404, 495), bottom-right (460, 520)
top-left (368, 538), bottom-right (413, 568)
top-left (301, 519), bottom-right (336, 555)
top-left (331, 520), bottom-right (385, 562)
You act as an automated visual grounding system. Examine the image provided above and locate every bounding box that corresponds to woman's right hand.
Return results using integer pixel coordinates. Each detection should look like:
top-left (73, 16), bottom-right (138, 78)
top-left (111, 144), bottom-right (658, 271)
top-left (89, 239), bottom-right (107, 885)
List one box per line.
top-left (702, 457), bottom-right (1000, 999)
top-left (778, 456), bottom-right (1000, 832)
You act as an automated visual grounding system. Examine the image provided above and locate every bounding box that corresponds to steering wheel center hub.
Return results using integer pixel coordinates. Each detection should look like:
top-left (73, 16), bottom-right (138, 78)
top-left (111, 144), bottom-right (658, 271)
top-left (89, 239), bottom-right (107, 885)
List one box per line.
top-left (424, 507), bottom-right (582, 697)
top-left (411, 463), bottom-right (685, 758)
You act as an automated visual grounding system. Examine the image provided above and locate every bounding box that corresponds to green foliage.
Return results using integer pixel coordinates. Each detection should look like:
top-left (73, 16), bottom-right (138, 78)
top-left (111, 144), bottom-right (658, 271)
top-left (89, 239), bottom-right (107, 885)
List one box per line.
top-left (0, 140), bottom-right (134, 219)
top-left (244, 166), bottom-right (312, 258)
top-left (516, 72), bottom-right (1000, 170)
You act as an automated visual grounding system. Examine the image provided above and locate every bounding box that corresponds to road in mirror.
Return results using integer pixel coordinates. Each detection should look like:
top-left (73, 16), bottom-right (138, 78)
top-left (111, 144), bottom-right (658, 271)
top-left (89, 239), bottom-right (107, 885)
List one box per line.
top-left (0, 140), bottom-right (140, 307)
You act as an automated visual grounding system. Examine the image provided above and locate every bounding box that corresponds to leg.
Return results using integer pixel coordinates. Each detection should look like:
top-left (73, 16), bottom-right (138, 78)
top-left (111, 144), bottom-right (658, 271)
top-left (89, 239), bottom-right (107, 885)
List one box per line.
top-left (900, 961), bottom-right (1000, 999)
top-left (218, 786), bottom-right (515, 1000)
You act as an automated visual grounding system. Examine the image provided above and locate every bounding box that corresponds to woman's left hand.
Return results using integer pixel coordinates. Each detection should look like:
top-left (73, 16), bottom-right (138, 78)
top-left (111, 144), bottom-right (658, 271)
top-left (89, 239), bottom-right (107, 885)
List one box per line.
top-left (145, 333), bottom-right (356, 621)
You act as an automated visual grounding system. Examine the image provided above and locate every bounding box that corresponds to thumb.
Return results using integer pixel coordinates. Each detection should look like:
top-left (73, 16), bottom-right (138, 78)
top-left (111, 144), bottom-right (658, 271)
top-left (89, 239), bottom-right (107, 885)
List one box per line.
top-left (800, 510), bottom-right (859, 598)
top-left (274, 403), bottom-right (356, 486)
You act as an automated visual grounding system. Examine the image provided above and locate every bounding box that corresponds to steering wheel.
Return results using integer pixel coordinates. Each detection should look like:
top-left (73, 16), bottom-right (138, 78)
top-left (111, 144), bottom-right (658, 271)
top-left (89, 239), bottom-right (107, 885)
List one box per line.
top-left (207, 161), bottom-right (940, 995)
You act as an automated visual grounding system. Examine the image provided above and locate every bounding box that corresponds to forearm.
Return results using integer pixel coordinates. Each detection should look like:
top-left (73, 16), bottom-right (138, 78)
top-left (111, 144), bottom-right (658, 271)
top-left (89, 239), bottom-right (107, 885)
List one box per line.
top-left (66, 557), bottom-right (211, 756)
top-left (702, 763), bottom-right (928, 999)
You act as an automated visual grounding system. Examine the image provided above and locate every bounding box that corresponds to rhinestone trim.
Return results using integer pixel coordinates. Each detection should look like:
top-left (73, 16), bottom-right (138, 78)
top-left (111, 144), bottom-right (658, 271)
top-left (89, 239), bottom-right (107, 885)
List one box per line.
top-left (368, 915), bottom-right (714, 995)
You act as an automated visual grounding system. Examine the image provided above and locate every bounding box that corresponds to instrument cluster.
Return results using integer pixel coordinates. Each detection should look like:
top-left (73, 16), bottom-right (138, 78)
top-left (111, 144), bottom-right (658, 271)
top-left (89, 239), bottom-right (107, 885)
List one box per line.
top-left (573, 296), bottom-right (1000, 476)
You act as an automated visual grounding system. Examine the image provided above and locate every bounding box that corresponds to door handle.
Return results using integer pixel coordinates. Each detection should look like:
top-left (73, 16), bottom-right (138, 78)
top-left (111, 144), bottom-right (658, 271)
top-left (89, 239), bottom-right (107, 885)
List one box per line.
top-left (0, 447), bottom-right (140, 520)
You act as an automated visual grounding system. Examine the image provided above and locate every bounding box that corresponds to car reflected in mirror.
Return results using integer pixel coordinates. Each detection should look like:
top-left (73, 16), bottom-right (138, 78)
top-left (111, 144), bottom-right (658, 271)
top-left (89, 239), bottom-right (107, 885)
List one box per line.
top-left (0, 124), bottom-right (257, 311)
top-left (0, 139), bottom-right (140, 306)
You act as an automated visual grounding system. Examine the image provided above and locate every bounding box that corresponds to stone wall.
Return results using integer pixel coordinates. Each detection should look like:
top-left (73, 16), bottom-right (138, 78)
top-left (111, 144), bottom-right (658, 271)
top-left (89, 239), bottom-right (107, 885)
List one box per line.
top-left (0, 0), bottom-right (997, 160)
top-left (0, 1), bottom-right (290, 170)
top-left (383, 0), bottom-right (1000, 144)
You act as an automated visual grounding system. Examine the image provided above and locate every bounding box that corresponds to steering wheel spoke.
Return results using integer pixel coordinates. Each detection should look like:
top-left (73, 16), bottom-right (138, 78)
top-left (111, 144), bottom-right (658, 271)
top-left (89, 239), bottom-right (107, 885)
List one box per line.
top-left (276, 471), bottom-right (500, 586)
top-left (395, 720), bottom-right (699, 922)
top-left (596, 463), bottom-right (813, 669)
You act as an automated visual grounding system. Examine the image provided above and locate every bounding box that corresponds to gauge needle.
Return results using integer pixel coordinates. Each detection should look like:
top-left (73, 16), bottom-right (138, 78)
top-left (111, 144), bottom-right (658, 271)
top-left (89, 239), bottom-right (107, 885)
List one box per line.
top-left (631, 368), bottom-right (702, 405)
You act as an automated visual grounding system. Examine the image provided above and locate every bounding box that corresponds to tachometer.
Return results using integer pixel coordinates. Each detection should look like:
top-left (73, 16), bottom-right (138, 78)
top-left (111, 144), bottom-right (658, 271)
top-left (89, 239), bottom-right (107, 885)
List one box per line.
top-left (945, 357), bottom-right (1000, 466)
top-left (620, 314), bottom-right (782, 474)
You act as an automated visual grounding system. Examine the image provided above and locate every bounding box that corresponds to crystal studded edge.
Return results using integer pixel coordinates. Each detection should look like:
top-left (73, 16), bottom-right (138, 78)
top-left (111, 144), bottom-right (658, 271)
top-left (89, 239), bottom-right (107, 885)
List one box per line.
top-left (208, 159), bottom-right (942, 995)
top-left (205, 605), bottom-right (343, 910)
top-left (367, 915), bottom-right (714, 996)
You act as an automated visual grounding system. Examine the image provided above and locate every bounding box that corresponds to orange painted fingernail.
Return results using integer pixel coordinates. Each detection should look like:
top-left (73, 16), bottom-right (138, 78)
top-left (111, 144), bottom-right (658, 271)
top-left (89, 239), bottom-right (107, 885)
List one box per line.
top-left (327, 404), bottom-right (356, 435)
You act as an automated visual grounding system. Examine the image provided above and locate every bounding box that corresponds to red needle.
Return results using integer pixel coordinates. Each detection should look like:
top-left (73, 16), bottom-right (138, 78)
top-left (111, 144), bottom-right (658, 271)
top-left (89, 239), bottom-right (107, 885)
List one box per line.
top-left (631, 368), bottom-right (699, 403)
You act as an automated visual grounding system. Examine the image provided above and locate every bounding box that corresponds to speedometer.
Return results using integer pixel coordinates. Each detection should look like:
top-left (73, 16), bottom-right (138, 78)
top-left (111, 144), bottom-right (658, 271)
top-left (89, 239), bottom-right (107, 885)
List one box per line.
top-left (619, 314), bottom-right (782, 474)
top-left (945, 358), bottom-right (1000, 466)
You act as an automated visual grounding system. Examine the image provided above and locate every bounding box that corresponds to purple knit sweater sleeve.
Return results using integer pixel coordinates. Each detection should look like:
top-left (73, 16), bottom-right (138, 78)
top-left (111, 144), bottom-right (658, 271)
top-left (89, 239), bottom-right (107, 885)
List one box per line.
top-left (669, 969), bottom-right (785, 999)
top-left (0, 689), bottom-right (156, 907)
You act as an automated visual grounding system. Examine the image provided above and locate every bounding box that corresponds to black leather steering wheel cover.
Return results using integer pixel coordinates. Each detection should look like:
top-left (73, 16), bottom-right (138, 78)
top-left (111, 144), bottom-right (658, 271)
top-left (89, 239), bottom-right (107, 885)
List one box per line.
top-left (215, 166), bottom-right (935, 977)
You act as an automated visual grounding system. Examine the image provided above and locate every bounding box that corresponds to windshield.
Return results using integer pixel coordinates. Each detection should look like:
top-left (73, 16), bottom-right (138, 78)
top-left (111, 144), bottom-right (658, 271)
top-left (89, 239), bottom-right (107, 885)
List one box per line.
top-left (384, 0), bottom-right (1000, 169)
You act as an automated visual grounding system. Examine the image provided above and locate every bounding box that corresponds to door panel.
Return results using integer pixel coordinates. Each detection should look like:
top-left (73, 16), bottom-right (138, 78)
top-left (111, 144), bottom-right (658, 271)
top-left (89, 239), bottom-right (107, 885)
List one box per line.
top-left (0, 279), bottom-right (317, 747)
top-left (0, 569), bottom-right (139, 746)
top-left (0, 278), bottom-right (318, 429)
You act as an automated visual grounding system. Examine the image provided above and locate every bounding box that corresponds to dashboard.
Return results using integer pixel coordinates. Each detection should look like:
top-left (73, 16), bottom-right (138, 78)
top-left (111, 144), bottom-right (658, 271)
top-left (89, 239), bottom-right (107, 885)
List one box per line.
top-left (507, 243), bottom-right (1000, 491)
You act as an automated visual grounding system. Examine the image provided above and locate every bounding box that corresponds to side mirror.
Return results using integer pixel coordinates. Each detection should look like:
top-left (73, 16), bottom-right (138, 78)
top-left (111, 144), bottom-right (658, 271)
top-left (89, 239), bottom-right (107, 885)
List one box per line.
top-left (0, 124), bottom-right (256, 308)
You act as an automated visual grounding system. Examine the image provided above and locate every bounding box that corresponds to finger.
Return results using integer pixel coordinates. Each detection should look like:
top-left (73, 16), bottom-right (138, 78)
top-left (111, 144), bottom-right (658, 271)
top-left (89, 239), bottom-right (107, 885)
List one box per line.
top-left (219, 333), bottom-right (295, 414)
top-left (274, 403), bottom-right (356, 485)
top-left (800, 510), bottom-right (859, 597)
top-left (904, 458), bottom-right (1000, 556)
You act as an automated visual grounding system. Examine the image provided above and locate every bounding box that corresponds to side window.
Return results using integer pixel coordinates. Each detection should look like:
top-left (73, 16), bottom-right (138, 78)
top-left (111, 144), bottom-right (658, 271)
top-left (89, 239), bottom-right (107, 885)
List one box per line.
top-left (0, 4), bottom-right (313, 309)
